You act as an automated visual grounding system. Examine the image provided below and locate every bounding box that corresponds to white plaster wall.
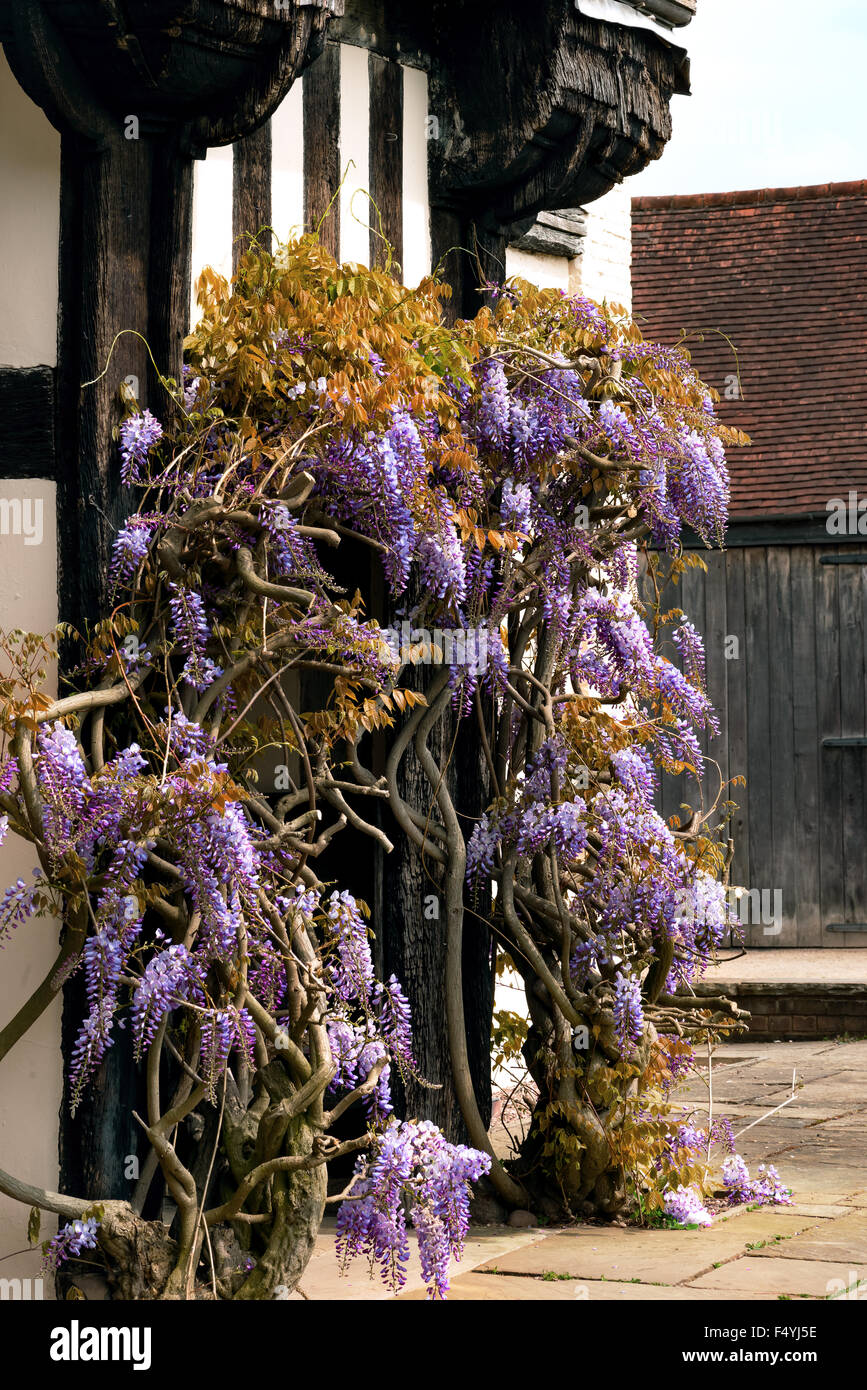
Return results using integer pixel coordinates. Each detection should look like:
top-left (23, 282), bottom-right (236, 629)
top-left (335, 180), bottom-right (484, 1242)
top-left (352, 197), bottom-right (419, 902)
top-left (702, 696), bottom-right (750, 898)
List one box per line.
top-left (271, 78), bottom-right (305, 246)
top-left (571, 185), bottom-right (633, 312)
top-left (0, 49), bottom-right (60, 368)
top-left (505, 247), bottom-right (571, 291)
top-left (401, 66), bottom-right (431, 287)
top-left (507, 187), bottom-right (633, 311)
top-left (0, 479), bottom-right (60, 1289)
top-left (194, 49), bottom-right (432, 294)
top-left (190, 143), bottom-right (234, 324)
top-left (339, 44), bottom-right (371, 265)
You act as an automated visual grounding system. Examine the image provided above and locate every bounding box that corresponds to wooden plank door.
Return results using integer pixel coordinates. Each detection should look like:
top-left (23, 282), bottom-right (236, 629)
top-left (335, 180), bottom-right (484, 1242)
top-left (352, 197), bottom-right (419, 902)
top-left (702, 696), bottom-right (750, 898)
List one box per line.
top-left (820, 554), bottom-right (867, 940)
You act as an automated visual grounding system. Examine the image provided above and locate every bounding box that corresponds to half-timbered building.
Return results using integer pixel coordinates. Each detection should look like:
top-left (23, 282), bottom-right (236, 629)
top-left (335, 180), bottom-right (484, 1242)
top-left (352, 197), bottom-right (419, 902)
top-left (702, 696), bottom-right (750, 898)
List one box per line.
top-left (0, 0), bottom-right (697, 1275)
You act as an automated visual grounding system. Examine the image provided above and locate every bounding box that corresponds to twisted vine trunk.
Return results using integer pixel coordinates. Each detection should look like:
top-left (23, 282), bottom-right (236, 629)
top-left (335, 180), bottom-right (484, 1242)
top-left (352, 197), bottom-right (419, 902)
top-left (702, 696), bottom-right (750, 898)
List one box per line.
top-left (99, 1130), bottom-right (326, 1300)
top-left (233, 1116), bottom-right (327, 1301)
top-left (380, 579), bottom-right (496, 1144)
top-left (518, 1006), bottom-right (657, 1216)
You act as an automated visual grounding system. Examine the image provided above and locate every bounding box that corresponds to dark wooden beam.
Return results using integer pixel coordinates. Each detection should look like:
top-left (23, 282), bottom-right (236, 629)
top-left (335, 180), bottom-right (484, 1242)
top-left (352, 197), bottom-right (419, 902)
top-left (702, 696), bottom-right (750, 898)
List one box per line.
top-left (0, 368), bottom-right (55, 479)
top-left (425, 1), bottom-right (690, 319)
top-left (332, 1), bottom-right (430, 65)
top-left (234, 119), bottom-right (273, 269)
top-left (368, 53), bottom-right (403, 273)
top-left (654, 517), bottom-right (859, 550)
top-left (303, 41), bottom-right (341, 258)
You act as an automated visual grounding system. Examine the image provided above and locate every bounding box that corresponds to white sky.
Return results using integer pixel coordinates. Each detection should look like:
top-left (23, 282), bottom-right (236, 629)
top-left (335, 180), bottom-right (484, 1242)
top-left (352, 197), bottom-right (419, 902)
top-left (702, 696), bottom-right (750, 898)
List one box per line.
top-left (627, 0), bottom-right (867, 196)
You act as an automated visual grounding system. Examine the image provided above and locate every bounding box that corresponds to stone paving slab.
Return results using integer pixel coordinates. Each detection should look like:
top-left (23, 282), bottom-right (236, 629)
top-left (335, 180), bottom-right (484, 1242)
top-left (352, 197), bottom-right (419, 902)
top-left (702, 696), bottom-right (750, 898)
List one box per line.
top-left (676, 1082), bottom-right (792, 1104)
top-left (690, 1106), bottom-right (857, 1129)
top-left (760, 1080), bottom-right (867, 1106)
top-left (293, 1037), bottom-right (867, 1300)
top-left (711, 950), bottom-right (867, 984)
top-left (475, 1214), bottom-right (820, 1286)
top-left (688, 1257), bottom-right (862, 1298)
top-left (786, 1204), bottom-right (855, 1218)
top-left (296, 1225), bottom-right (544, 1301)
top-left (763, 1141), bottom-right (867, 1169)
top-left (730, 1061), bottom-right (854, 1082)
top-left (752, 1213), bottom-right (867, 1266)
top-left (397, 1273), bottom-right (775, 1301)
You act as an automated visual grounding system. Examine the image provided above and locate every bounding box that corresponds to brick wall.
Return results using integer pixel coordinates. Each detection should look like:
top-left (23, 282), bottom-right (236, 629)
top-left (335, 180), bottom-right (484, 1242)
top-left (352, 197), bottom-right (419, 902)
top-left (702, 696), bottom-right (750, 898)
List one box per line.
top-left (694, 982), bottom-right (867, 1043)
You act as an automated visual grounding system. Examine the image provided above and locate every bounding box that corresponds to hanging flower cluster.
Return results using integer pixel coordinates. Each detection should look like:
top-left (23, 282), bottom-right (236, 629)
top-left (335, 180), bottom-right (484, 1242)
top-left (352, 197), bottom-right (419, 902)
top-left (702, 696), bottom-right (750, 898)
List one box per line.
top-left (336, 1120), bottom-right (491, 1299)
top-left (43, 1216), bottom-right (101, 1272)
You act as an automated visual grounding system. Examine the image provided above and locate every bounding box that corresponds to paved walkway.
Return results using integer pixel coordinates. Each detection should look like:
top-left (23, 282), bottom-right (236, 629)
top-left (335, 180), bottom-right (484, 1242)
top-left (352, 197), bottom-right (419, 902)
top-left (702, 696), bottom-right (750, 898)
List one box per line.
top-left (299, 1038), bottom-right (867, 1300)
top-left (711, 949), bottom-right (867, 983)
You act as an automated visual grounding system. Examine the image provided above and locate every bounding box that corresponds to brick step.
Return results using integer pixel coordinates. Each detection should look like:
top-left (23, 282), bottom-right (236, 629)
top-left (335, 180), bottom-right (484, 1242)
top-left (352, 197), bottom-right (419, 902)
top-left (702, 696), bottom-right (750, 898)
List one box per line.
top-left (692, 980), bottom-right (867, 1042)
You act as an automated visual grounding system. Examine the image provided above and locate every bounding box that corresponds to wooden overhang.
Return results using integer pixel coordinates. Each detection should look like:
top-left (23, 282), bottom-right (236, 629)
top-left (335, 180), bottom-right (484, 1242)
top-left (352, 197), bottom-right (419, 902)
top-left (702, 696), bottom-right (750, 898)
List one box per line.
top-left (620, 0), bottom-right (696, 25)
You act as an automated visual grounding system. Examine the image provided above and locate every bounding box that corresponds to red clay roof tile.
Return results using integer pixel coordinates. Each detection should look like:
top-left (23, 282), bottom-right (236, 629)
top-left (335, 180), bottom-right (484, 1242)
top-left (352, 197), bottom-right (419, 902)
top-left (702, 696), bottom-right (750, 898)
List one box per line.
top-left (631, 181), bottom-right (867, 519)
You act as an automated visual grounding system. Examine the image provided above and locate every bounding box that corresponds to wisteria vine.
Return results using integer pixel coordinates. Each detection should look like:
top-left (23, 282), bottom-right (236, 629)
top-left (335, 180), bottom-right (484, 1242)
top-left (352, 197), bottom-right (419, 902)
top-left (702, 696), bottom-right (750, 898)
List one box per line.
top-left (0, 234), bottom-right (757, 1298)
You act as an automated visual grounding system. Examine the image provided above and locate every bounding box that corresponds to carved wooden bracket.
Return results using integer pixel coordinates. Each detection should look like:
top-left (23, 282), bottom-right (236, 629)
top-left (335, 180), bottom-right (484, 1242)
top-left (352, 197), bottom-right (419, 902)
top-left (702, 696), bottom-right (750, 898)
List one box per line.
top-left (3, 0), bottom-right (340, 151)
top-left (428, 1), bottom-right (688, 228)
top-left (423, 0), bottom-right (689, 314)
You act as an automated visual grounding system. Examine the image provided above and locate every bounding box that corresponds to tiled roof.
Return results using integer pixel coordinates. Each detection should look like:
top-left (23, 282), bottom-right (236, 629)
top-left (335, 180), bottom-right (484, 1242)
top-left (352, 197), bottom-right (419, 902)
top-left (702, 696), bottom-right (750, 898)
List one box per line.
top-left (631, 181), bottom-right (867, 519)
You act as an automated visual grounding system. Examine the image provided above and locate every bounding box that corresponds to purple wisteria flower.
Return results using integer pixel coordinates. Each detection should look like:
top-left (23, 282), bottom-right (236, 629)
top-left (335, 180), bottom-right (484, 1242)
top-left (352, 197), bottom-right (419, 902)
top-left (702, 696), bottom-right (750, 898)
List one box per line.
top-left (327, 1021), bottom-right (393, 1121)
top-left (374, 974), bottom-right (415, 1069)
top-left (168, 582), bottom-right (222, 690)
top-left (613, 970), bottom-right (644, 1055)
top-left (0, 875), bottom-right (38, 945)
top-left (200, 1007), bottom-right (256, 1102)
top-left (35, 722), bottom-right (91, 866)
top-left (119, 410), bottom-right (163, 486)
top-left (663, 1185), bottom-right (713, 1228)
top-left (109, 516), bottom-right (157, 588)
top-left (672, 619), bottom-right (707, 691)
top-left (721, 1155), bottom-right (792, 1207)
top-left (131, 944), bottom-right (205, 1058)
top-left (711, 1116), bottom-right (736, 1153)
top-left (325, 890), bottom-right (376, 1005)
top-left (336, 1119), bottom-right (491, 1298)
top-left (466, 812), bottom-right (500, 887)
top-left (43, 1216), bottom-right (101, 1272)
